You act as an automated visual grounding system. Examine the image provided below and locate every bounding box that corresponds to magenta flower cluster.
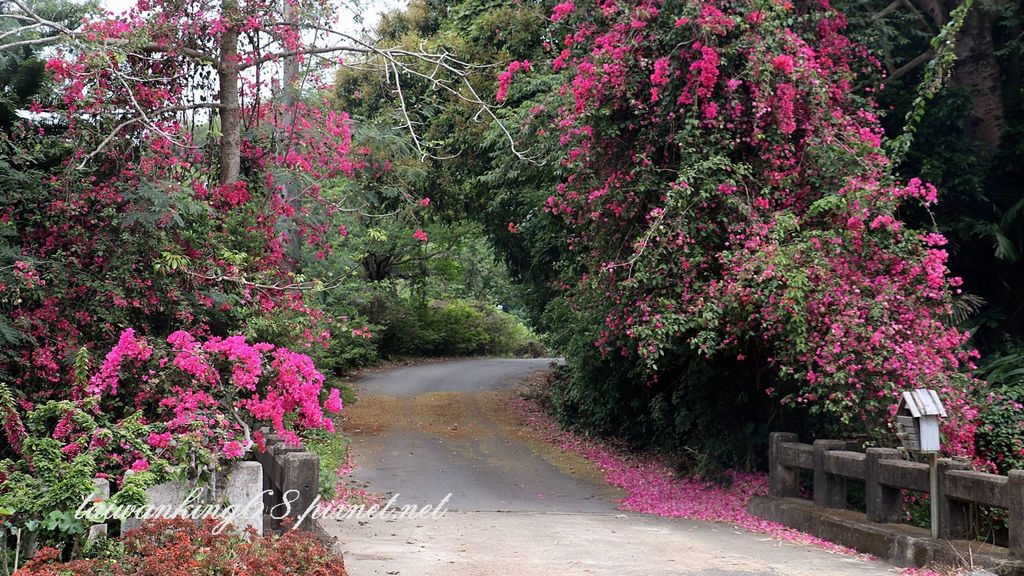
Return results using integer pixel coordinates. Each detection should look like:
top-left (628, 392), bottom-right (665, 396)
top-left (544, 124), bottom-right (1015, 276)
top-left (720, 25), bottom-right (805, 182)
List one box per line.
top-left (90, 329), bottom-right (342, 466)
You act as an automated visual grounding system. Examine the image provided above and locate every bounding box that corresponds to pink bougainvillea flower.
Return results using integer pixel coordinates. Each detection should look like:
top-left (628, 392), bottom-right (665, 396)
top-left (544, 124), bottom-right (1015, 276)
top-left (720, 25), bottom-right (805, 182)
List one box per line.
top-left (147, 432), bottom-right (172, 449)
top-left (496, 60), bottom-right (531, 102)
top-left (772, 54), bottom-right (795, 75)
top-left (325, 387), bottom-right (344, 413)
top-left (222, 440), bottom-right (244, 459)
top-left (551, 1), bottom-right (575, 21)
top-left (413, 228), bottom-right (429, 242)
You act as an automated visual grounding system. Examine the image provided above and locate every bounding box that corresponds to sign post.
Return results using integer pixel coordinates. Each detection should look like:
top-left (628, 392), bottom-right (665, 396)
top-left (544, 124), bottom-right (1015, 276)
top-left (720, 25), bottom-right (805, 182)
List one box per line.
top-left (894, 389), bottom-right (946, 539)
top-left (929, 452), bottom-right (939, 539)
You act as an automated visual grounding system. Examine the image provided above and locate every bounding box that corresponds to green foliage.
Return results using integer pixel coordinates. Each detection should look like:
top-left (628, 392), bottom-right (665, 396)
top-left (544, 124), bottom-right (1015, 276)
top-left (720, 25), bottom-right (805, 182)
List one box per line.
top-left (352, 283), bottom-right (537, 358)
top-left (886, 0), bottom-right (976, 163)
top-left (427, 299), bottom-right (532, 356)
top-left (301, 429), bottom-right (351, 500)
top-left (547, 306), bottom-right (780, 475)
top-left (0, 0), bottom-right (96, 130)
top-left (974, 346), bottom-right (1024, 473)
top-left (0, 390), bottom-right (170, 563)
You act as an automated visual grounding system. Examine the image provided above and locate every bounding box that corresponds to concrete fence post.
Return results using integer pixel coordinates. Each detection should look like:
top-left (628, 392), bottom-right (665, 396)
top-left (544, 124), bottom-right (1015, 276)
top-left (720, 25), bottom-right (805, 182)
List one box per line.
top-left (1009, 470), bottom-right (1024, 558)
top-left (813, 440), bottom-right (849, 509)
top-left (87, 478), bottom-right (110, 540)
top-left (936, 458), bottom-right (971, 540)
top-left (280, 452), bottom-right (319, 528)
top-left (769, 432), bottom-right (800, 497)
top-left (224, 461), bottom-right (264, 535)
top-left (864, 448), bottom-right (903, 523)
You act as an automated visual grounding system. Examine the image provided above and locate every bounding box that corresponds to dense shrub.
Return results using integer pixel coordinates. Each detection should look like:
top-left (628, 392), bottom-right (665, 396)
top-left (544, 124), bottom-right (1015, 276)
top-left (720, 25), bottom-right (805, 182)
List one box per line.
top-left (0, 391), bottom-right (167, 558)
top-left (495, 0), bottom-right (980, 470)
top-left (973, 348), bottom-right (1024, 473)
top-left (548, 342), bottom-right (775, 473)
top-left (427, 300), bottom-right (531, 356)
top-left (352, 286), bottom-right (538, 358)
top-left (15, 518), bottom-right (347, 576)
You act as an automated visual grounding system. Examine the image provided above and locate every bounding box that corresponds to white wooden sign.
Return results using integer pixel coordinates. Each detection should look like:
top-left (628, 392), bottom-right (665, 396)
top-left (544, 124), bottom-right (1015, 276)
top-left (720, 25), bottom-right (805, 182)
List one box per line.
top-left (895, 389), bottom-right (946, 453)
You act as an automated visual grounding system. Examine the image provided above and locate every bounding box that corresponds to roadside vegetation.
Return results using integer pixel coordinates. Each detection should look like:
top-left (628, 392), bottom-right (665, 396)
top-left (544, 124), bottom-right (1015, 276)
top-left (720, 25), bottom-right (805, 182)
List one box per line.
top-left (2, 0), bottom-right (1023, 570)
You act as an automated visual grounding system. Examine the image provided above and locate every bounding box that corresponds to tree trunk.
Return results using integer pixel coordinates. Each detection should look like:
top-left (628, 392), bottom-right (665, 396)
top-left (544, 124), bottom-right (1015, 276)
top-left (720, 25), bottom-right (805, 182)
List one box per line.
top-left (915, 0), bottom-right (1007, 148)
top-left (950, 0), bottom-right (1005, 148)
top-left (362, 252), bottom-right (394, 281)
top-left (218, 0), bottom-right (241, 185)
top-left (1002, 5), bottom-right (1021, 114)
top-left (279, 0), bottom-right (303, 262)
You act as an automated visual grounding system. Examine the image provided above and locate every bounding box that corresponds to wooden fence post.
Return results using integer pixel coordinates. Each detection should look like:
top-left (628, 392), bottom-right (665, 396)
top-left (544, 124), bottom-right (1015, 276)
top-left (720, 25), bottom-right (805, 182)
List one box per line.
top-left (769, 432), bottom-right (800, 497)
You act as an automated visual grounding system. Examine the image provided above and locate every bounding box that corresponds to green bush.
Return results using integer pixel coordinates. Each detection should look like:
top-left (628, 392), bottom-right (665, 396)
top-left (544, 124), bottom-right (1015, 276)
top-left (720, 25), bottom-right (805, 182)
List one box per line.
top-left (426, 300), bottom-right (523, 356)
top-left (974, 348), bottom-right (1024, 473)
top-left (302, 428), bottom-right (351, 500)
top-left (547, 339), bottom-right (775, 475)
top-left (350, 285), bottom-right (539, 358)
top-left (319, 319), bottom-right (380, 375)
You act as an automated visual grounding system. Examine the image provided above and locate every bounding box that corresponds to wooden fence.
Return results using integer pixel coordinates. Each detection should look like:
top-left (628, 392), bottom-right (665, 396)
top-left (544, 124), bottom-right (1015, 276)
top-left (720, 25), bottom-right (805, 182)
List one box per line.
top-left (768, 432), bottom-right (1024, 557)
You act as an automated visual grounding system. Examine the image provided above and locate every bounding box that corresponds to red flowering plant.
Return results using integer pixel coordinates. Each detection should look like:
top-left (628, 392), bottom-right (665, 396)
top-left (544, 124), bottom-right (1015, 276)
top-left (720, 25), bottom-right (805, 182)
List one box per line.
top-left (17, 518), bottom-right (347, 576)
top-left (0, 0), bottom-right (512, 401)
top-left (0, 329), bottom-right (343, 566)
top-left (506, 0), bottom-right (983, 463)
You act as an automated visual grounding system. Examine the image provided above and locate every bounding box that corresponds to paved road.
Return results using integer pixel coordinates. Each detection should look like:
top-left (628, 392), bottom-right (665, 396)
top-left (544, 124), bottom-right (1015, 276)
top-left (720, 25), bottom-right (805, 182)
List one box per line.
top-left (320, 358), bottom-right (894, 576)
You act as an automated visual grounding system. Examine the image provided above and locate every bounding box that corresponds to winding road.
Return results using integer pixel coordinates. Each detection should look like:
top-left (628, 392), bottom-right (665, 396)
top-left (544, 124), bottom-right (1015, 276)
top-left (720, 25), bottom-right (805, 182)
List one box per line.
top-left (319, 358), bottom-right (894, 576)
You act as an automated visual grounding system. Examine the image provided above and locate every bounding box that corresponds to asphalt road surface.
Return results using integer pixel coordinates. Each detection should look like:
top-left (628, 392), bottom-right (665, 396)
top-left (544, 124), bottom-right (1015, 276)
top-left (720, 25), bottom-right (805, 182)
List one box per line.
top-left (320, 358), bottom-right (894, 576)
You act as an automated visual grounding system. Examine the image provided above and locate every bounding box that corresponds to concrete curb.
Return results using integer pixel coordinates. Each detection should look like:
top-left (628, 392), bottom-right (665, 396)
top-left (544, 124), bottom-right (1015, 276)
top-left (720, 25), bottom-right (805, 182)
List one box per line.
top-left (747, 495), bottom-right (1024, 575)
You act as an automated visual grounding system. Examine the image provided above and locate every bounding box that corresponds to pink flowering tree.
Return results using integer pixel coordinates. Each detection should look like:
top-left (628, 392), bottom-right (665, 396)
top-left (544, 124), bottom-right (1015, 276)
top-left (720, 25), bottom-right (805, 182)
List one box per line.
top-left (502, 0), bottom-right (983, 464)
top-left (0, 0), bottom-right (521, 460)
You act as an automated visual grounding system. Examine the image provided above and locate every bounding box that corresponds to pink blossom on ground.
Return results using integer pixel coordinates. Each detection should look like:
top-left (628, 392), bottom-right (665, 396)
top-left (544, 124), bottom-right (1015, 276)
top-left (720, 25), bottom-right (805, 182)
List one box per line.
top-left (324, 449), bottom-right (381, 508)
top-left (511, 396), bottom-right (874, 559)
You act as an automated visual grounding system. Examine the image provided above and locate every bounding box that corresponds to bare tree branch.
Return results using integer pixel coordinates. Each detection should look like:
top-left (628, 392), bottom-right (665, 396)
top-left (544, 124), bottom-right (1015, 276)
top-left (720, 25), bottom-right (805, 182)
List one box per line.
top-left (78, 102), bottom-right (223, 168)
top-left (889, 49), bottom-right (936, 82)
top-left (2, 0), bottom-right (533, 167)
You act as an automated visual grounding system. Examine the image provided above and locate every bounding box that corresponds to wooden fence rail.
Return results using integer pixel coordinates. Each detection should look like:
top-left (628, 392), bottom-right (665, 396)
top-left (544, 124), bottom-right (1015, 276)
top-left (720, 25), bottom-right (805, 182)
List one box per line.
top-left (768, 432), bottom-right (1024, 556)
